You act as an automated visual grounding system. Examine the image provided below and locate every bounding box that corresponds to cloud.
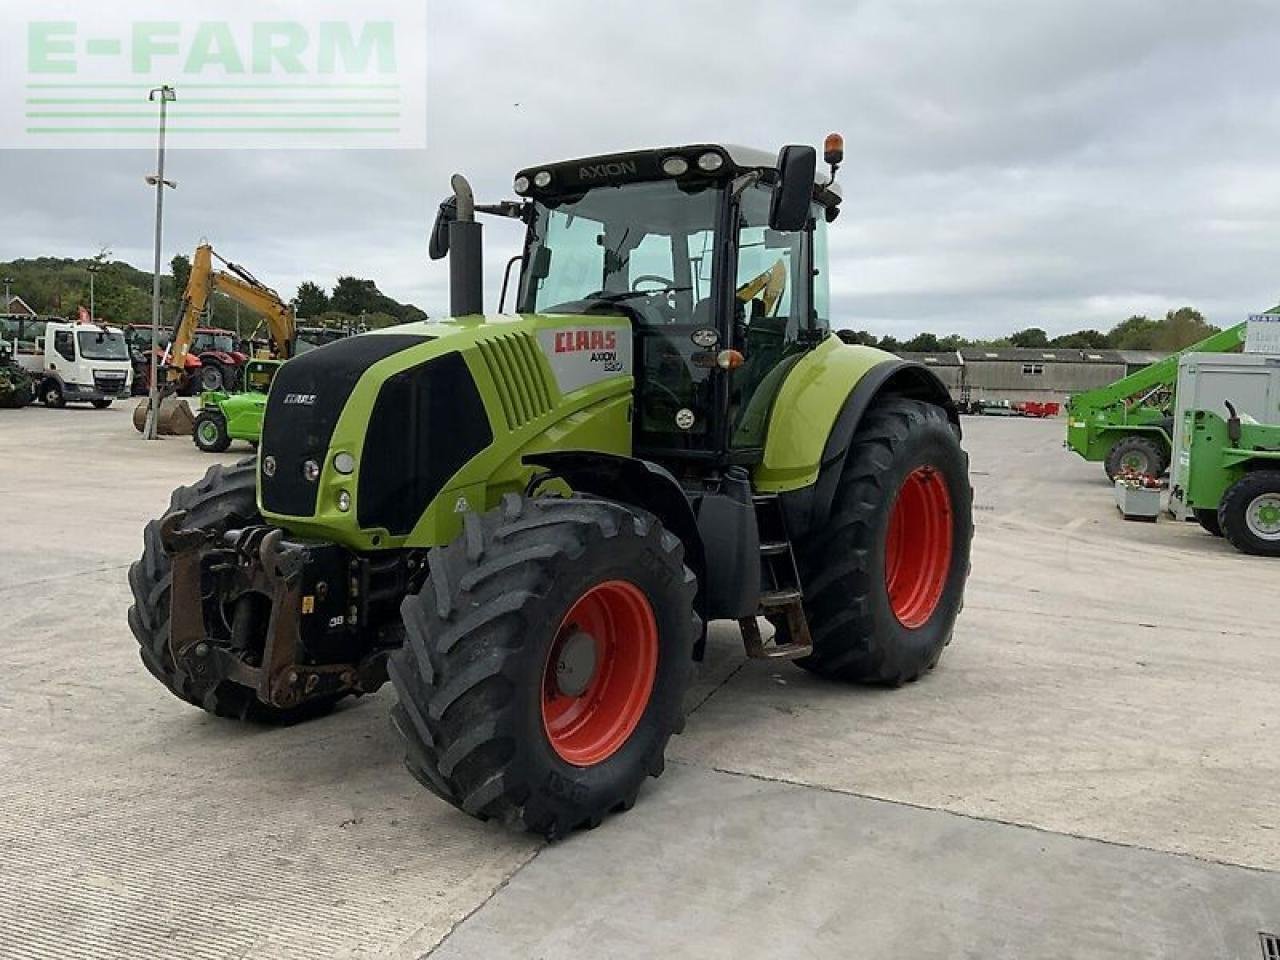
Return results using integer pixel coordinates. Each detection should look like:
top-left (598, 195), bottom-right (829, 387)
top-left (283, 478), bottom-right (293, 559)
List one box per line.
top-left (3, 0), bottom-right (1279, 337)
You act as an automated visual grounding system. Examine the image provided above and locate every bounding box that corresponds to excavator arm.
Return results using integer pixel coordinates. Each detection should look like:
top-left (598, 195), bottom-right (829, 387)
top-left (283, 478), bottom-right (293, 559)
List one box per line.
top-left (165, 242), bottom-right (296, 384)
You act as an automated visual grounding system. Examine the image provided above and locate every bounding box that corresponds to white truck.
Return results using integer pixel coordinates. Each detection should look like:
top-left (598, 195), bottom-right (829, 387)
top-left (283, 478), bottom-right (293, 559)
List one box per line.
top-left (10, 320), bottom-right (133, 408)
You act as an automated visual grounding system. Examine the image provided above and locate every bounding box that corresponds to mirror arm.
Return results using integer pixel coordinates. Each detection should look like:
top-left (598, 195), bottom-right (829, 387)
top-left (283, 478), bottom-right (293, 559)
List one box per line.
top-left (729, 171), bottom-right (761, 202)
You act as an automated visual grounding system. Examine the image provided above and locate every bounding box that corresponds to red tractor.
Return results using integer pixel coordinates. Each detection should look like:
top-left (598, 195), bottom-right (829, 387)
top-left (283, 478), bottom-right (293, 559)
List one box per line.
top-left (126, 324), bottom-right (248, 395)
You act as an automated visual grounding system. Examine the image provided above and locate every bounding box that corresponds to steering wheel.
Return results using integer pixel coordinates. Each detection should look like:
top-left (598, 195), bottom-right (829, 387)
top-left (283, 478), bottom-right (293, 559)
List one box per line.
top-left (631, 274), bottom-right (677, 294)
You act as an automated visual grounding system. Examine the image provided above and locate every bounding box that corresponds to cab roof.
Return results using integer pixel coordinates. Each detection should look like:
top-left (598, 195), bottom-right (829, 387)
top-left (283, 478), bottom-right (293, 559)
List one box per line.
top-left (515, 143), bottom-right (841, 207)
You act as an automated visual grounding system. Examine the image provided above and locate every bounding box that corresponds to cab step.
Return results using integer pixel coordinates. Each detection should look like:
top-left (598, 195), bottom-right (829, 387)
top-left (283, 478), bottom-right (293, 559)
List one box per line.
top-left (738, 491), bottom-right (813, 660)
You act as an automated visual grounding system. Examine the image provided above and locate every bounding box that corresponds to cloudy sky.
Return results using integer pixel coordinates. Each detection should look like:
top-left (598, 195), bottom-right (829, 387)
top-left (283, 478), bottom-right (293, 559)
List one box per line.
top-left (2, 0), bottom-right (1280, 339)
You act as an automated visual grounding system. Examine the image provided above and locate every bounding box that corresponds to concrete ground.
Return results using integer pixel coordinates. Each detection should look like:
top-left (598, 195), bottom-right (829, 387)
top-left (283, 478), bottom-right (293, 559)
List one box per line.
top-left (0, 403), bottom-right (1276, 959)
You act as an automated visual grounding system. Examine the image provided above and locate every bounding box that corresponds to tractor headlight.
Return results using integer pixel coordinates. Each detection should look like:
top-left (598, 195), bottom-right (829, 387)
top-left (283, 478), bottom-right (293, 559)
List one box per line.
top-left (697, 151), bottom-right (724, 172)
top-left (336, 490), bottom-right (351, 513)
top-left (513, 175), bottom-right (530, 195)
top-left (661, 156), bottom-right (689, 176)
top-left (333, 451), bottom-right (356, 475)
top-left (533, 170), bottom-right (552, 188)
top-left (302, 458), bottom-right (320, 483)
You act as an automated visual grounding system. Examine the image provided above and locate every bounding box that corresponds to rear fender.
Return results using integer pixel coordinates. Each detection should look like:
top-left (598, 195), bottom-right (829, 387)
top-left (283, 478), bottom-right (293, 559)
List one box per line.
top-left (756, 339), bottom-right (957, 539)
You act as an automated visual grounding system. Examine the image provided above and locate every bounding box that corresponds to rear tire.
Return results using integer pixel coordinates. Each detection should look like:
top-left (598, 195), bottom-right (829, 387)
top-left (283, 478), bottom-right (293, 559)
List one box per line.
top-left (789, 398), bottom-right (972, 685)
top-left (389, 494), bottom-right (699, 838)
top-left (127, 459), bottom-right (338, 721)
top-left (193, 410), bottom-right (232, 453)
top-left (1105, 435), bottom-right (1167, 480)
top-left (1193, 508), bottom-right (1223, 537)
top-left (1219, 471), bottom-right (1280, 557)
top-left (199, 363), bottom-right (226, 393)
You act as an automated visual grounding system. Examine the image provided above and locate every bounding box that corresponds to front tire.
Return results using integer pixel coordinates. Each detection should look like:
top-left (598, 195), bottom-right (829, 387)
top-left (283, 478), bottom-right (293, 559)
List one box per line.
top-left (127, 460), bottom-right (335, 721)
top-left (389, 495), bottom-right (699, 838)
top-left (789, 398), bottom-right (972, 685)
top-left (91, 398), bottom-right (113, 409)
top-left (1219, 471), bottom-right (1280, 557)
top-left (1193, 507), bottom-right (1223, 537)
top-left (40, 380), bottom-right (65, 408)
top-left (192, 410), bottom-right (232, 453)
top-left (1105, 435), bottom-right (1168, 480)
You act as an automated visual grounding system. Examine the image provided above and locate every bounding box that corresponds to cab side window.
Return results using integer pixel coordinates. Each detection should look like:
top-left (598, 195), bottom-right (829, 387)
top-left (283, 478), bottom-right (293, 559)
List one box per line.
top-left (730, 186), bottom-right (810, 448)
top-left (54, 330), bottom-right (75, 362)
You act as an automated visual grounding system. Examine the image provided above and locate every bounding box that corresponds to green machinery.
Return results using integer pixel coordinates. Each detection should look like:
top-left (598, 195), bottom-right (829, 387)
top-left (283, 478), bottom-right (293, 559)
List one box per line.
top-left (1169, 353), bottom-right (1280, 556)
top-left (1065, 322), bottom-right (1251, 479)
top-left (191, 359), bottom-right (279, 453)
top-left (129, 140), bottom-right (973, 837)
top-left (0, 341), bottom-right (34, 408)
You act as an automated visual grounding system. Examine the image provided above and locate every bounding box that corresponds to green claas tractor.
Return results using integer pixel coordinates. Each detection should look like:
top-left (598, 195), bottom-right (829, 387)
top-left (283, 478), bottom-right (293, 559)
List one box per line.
top-left (129, 140), bottom-right (973, 837)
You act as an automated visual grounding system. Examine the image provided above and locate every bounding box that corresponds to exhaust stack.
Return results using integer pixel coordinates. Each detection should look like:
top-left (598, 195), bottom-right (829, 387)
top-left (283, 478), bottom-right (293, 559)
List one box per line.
top-left (448, 174), bottom-right (484, 317)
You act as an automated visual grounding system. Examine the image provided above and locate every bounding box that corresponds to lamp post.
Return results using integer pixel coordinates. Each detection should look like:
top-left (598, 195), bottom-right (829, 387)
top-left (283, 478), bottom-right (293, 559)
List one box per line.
top-left (87, 264), bottom-right (100, 323)
top-left (143, 85), bottom-right (177, 441)
top-left (2, 276), bottom-right (12, 315)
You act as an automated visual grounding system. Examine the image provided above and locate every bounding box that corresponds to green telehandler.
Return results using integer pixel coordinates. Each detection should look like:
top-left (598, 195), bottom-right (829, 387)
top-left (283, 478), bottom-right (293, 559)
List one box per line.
top-left (1065, 321), bottom-right (1251, 479)
top-left (129, 139), bottom-right (972, 837)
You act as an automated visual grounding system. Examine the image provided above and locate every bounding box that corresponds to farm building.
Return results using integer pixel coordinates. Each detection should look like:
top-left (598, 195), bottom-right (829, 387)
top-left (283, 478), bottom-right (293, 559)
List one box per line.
top-left (896, 347), bottom-right (1166, 409)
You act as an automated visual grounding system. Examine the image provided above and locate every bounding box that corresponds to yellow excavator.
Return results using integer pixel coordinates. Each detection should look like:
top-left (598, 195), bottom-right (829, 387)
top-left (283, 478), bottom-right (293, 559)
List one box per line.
top-left (134, 242), bottom-right (297, 434)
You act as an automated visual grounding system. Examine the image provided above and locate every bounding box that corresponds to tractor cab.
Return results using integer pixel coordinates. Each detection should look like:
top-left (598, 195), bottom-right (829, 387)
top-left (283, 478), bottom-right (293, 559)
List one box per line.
top-left (437, 142), bottom-right (844, 467)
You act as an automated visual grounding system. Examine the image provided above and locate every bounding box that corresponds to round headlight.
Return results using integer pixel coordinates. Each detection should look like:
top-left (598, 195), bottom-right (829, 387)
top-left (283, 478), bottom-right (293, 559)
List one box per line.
top-left (262, 455), bottom-right (276, 477)
top-left (302, 459), bottom-right (320, 483)
top-left (513, 175), bottom-right (530, 195)
top-left (333, 451), bottom-right (356, 475)
top-left (661, 156), bottom-right (689, 176)
top-left (697, 151), bottom-right (724, 172)
top-left (533, 170), bottom-right (552, 188)
top-left (336, 490), bottom-right (351, 513)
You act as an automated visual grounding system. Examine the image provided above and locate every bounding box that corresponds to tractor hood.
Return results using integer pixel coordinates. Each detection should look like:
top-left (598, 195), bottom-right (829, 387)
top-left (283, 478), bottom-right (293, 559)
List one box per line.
top-left (258, 314), bottom-right (634, 550)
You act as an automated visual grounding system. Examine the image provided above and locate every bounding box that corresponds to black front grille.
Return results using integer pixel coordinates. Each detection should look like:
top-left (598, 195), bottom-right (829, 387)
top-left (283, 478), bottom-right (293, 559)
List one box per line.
top-left (358, 352), bottom-right (492, 535)
top-left (93, 371), bottom-right (127, 394)
top-left (261, 334), bottom-right (429, 517)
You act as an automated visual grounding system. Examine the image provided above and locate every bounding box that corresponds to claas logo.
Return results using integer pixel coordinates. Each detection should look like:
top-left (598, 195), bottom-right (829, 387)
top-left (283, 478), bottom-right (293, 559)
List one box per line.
top-left (554, 329), bottom-right (618, 353)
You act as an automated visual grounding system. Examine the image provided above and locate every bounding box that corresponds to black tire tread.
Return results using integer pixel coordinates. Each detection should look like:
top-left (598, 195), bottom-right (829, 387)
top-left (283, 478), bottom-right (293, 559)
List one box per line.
top-left (793, 398), bottom-right (972, 685)
top-left (1219, 470), bottom-right (1280, 557)
top-left (390, 494), bottom-right (699, 838)
top-left (126, 458), bottom-right (327, 722)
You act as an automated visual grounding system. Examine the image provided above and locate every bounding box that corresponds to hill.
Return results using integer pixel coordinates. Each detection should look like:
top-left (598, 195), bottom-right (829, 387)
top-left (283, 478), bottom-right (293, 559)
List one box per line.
top-left (0, 255), bottom-right (426, 334)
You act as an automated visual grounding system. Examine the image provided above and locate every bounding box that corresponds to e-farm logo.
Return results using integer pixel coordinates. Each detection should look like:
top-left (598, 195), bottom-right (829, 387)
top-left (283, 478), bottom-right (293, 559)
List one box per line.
top-left (0, 0), bottom-right (426, 149)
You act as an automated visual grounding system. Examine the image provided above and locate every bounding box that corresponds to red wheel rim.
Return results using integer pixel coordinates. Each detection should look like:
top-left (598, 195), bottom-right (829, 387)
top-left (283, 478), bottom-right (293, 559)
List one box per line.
top-left (541, 580), bottom-right (658, 767)
top-left (885, 466), bottom-right (954, 629)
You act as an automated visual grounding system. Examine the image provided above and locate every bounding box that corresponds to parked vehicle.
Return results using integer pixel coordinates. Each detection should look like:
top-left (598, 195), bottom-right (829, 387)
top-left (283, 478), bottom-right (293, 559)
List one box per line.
top-left (12, 319), bottom-right (132, 408)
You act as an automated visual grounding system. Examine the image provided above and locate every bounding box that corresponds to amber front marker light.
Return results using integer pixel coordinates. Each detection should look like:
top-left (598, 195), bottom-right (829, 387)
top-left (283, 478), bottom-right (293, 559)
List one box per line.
top-left (717, 349), bottom-right (744, 370)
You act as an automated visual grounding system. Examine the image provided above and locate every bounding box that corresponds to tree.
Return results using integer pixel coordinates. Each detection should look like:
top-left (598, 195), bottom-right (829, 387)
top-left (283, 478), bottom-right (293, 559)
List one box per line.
top-left (835, 329), bottom-right (878, 346)
top-left (293, 281), bottom-right (330, 318)
top-left (1108, 314), bottom-right (1158, 350)
top-left (1154, 307), bottom-right (1217, 351)
top-left (902, 332), bottom-right (941, 353)
top-left (170, 254), bottom-right (192, 296)
top-left (878, 335), bottom-right (903, 353)
top-left (331, 276), bottom-right (380, 315)
top-left (1050, 329), bottom-right (1110, 349)
top-left (1009, 327), bottom-right (1049, 348)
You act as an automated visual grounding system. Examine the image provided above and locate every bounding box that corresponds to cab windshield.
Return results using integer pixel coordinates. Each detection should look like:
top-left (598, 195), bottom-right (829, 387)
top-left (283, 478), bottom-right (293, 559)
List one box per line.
top-left (518, 179), bottom-right (725, 450)
top-left (518, 179), bottom-right (721, 326)
top-left (194, 332), bottom-right (236, 352)
top-left (77, 330), bottom-right (128, 361)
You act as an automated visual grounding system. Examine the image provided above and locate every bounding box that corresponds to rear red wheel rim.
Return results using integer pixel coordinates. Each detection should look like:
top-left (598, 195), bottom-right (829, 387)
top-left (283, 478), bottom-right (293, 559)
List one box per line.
top-left (541, 580), bottom-right (658, 767)
top-left (885, 467), bottom-right (954, 629)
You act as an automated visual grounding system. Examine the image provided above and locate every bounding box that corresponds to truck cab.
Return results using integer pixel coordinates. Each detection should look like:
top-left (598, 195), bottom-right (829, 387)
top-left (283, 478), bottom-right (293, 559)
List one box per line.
top-left (16, 321), bottom-right (133, 408)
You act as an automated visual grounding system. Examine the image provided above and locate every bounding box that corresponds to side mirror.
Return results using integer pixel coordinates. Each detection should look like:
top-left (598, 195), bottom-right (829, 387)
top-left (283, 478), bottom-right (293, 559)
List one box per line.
top-left (429, 196), bottom-right (457, 261)
top-left (769, 145), bottom-right (817, 232)
top-left (529, 246), bottom-right (552, 281)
